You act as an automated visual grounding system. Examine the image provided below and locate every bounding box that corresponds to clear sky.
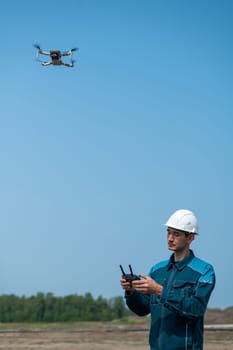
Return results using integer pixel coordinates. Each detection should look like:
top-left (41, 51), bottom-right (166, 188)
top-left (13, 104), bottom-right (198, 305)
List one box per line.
top-left (0, 0), bottom-right (232, 309)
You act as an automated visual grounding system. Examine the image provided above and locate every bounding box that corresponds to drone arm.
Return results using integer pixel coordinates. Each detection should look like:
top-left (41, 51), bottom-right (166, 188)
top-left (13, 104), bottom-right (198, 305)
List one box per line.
top-left (39, 50), bottom-right (50, 56)
top-left (61, 51), bottom-right (70, 57)
top-left (41, 61), bottom-right (52, 66)
top-left (61, 48), bottom-right (78, 57)
top-left (61, 61), bottom-right (74, 68)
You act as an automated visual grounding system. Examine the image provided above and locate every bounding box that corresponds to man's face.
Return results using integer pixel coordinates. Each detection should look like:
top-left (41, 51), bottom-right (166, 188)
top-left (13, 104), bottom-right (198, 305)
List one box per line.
top-left (167, 227), bottom-right (194, 252)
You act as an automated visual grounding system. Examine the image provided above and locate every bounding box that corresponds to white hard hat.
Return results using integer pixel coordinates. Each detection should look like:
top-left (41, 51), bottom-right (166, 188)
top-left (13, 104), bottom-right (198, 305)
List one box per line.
top-left (164, 209), bottom-right (198, 234)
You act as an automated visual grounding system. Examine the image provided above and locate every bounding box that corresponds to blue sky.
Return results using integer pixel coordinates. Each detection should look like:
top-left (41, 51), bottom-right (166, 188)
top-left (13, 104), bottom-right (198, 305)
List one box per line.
top-left (0, 0), bottom-right (232, 309)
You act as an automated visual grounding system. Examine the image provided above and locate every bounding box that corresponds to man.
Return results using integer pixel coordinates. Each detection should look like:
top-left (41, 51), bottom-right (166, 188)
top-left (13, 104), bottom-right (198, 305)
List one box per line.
top-left (120, 209), bottom-right (215, 350)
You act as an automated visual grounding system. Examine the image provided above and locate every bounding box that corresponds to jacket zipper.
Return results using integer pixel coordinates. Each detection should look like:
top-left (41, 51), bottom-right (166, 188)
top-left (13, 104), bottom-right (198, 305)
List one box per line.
top-left (185, 322), bottom-right (189, 350)
top-left (159, 265), bottom-right (177, 349)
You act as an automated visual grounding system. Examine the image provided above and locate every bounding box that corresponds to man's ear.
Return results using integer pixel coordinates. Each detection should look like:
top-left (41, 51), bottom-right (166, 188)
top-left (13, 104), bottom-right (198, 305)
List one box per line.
top-left (188, 233), bottom-right (195, 243)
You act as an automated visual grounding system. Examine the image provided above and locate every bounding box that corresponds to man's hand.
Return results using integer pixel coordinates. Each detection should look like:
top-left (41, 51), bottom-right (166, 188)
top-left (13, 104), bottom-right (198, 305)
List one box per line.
top-left (132, 274), bottom-right (163, 296)
top-left (120, 278), bottom-right (134, 292)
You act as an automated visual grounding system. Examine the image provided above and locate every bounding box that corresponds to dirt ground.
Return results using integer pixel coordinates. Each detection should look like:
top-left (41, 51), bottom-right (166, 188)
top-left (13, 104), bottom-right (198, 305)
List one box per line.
top-left (0, 329), bottom-right (232, 350)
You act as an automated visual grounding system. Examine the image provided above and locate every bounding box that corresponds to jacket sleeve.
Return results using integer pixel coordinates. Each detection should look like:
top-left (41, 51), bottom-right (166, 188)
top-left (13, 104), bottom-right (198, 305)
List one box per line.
top-left (125, 290), bottom-right (151, 316)
top-left (160, 264), bottom-right (215, 319)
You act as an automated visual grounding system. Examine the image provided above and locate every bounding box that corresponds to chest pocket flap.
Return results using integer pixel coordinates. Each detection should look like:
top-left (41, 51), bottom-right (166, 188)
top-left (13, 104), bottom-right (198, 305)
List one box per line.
top-left (172, 279), bottom-right (196, 297)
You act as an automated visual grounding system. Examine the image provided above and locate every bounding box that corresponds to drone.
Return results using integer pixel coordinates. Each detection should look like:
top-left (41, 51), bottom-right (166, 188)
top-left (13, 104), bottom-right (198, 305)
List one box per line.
top-left (34, 44), bottom-right (78, 67)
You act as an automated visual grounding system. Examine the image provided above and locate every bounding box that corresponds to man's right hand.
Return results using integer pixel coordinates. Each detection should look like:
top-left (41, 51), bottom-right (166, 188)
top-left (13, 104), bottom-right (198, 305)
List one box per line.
top-left (120, 278), bottom-right (134, 292)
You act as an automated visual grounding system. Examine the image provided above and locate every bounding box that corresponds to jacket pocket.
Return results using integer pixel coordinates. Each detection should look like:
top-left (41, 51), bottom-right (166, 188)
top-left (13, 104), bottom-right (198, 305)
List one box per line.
top-left (173, 279), bottom-right (196, 298)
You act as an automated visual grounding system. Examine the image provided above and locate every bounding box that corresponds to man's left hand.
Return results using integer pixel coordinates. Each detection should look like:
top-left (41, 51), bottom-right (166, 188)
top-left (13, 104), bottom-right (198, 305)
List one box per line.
top-left (132, 274), bottom-right (163, 296)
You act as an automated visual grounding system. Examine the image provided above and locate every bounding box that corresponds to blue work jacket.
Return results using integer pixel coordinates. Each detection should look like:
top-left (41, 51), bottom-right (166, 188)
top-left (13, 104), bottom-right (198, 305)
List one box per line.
top-left (125, 250), bottom-right (215, 350)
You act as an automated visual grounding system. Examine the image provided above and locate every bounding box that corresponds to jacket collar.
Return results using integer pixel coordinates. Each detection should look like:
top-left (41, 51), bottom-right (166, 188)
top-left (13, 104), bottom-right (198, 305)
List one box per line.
top-left (168, 250), bottom-right (195, 271)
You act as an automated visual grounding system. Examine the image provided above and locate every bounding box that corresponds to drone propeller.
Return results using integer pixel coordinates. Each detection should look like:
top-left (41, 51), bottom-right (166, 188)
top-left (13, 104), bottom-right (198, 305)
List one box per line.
top-left (33, 44), bottom-right (41, 50)
top-left (71, 47), bottom-right (78, 52)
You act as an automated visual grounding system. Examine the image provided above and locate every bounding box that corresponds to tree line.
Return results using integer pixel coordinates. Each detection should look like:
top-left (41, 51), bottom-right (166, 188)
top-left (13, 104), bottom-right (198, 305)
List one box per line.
top-left (0, 292), bottom-right (131, 322)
